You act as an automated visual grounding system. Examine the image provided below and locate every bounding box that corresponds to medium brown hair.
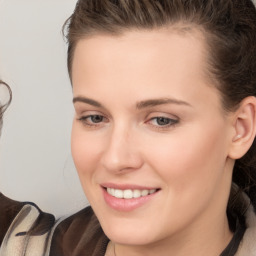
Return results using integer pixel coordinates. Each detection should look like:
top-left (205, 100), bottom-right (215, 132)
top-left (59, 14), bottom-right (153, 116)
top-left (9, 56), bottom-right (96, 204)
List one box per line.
top-left (64, 0), bottom-right (256, 108)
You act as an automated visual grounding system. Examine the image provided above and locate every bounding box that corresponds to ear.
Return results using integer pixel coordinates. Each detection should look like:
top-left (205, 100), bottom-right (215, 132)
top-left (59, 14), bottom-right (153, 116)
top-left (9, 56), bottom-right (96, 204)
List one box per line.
top-left (228, 96), bottom-right (256, 160)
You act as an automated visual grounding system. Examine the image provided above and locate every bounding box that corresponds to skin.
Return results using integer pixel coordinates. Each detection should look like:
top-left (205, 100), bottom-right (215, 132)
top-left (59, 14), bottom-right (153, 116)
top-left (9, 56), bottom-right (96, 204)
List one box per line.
top-left (71, 28), bottom-right (235, 256)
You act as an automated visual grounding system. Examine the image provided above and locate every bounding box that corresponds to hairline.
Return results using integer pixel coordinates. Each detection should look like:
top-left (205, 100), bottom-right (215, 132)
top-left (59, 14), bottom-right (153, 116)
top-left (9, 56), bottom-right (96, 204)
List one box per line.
top-left (68, 23), bottom-right (214, 76)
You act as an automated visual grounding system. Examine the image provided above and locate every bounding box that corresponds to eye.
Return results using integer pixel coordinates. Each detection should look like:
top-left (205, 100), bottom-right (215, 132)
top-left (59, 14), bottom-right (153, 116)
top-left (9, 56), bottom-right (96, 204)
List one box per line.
top-left (78, 114), bottom-right (108, 127)
top-left (147, 116), bottom-right (179, 129)
top-left (88, 115), bottom-right (104, 123)
top-left (154, 117), bottom-right (173, 126)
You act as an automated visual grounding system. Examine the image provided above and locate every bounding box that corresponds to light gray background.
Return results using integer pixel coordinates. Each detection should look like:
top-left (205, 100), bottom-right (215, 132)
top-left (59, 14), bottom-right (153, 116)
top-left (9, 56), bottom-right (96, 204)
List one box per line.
top-left (0, 0), bottom-right (88, 217)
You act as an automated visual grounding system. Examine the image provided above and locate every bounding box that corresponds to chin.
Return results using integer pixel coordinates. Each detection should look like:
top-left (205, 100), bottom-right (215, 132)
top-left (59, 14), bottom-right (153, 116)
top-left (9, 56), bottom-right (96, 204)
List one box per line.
top-left (98, 215), bottom-right (162, 246)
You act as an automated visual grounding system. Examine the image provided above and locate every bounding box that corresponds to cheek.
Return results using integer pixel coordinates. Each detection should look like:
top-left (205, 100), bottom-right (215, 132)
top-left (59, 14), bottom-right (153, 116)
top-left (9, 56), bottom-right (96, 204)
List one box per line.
top-left (71, 124), bottom-right (100, 184)
top-left (144, 124), bottom-right (229, 192)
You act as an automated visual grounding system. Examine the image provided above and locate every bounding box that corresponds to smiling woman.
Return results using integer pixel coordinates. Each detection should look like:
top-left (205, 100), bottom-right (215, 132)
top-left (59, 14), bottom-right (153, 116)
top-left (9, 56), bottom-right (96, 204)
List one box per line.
top-left (1, 0), bottom-right (256, 256)
top-left (64, 1), bottom-right (256, 255)
top-left (69, 27), bottom-right (247, 256)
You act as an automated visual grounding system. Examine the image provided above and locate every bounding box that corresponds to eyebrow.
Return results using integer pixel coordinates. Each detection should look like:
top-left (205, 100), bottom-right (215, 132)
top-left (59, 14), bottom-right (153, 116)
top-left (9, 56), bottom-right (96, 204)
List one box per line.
top-left (136, 98), bottom-right (192, 109)
top-left (73, 96), bottom-right (103, 108)
top-left (73, 96), bottom-right (192, 109)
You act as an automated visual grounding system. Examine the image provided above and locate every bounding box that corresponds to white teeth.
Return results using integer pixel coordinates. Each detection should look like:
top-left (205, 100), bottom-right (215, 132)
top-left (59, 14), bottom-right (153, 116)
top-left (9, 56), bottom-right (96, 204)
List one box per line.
top-left (114, 189), bottom-right (123, 198)
top-left (107, 188), bottom-right (157, 199)
top-left (133, 189), bottom-right (141, 198)
top-left (123, 189), bottom-right (133, 199)
top-left (141, 190), bottom-right (149, 196)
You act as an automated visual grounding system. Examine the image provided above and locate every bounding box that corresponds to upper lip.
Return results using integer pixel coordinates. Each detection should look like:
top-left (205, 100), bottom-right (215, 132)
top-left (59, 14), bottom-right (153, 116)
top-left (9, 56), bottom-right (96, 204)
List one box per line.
top-left (101, 183), bottom-right (160, 190)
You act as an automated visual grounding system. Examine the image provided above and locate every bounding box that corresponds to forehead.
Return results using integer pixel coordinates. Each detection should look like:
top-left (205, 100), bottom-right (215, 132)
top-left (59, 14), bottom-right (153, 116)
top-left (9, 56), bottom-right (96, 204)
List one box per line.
top-left (71, 28), bottom-right (221, 110)
top-left (72, 27), bottom-right (209, 81)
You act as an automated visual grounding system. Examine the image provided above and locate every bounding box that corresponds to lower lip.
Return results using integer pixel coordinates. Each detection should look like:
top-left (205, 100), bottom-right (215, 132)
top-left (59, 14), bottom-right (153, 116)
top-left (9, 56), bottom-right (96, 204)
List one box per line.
top-left (102, 188), bottom-right (159, 212)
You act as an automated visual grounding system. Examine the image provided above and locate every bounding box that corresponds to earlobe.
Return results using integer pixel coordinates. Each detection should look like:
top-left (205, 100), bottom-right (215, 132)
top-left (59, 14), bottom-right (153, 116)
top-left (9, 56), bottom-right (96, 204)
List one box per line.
top-left (228, 96), bottom-right (256, 160)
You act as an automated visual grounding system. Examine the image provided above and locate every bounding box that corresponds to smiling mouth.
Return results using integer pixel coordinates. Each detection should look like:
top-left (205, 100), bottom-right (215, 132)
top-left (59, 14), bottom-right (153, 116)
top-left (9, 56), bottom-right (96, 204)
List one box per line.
top-left (106, 188), bottom-right (159, 199)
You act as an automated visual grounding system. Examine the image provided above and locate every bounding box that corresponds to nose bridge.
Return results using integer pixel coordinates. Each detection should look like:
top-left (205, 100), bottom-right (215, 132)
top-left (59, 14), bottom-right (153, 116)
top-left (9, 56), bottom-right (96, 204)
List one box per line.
top-left (101, 122), bottom-right (142, 172)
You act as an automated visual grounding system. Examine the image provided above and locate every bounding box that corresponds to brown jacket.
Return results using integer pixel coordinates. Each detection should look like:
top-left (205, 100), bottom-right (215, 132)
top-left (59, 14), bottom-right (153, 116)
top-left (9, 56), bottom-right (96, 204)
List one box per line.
top-left (0, 193), bottom-right (108, 256)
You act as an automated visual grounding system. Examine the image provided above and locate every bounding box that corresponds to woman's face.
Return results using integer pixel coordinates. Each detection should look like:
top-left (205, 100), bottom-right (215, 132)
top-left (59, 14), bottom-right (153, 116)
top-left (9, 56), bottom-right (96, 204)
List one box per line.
top-left (71, 28), bottom-right (234, 248)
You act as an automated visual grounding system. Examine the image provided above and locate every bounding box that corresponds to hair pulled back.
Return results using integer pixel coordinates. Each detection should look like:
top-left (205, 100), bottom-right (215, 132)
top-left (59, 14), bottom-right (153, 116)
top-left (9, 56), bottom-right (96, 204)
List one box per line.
top-left (63, 1), bottom-right (256, 254)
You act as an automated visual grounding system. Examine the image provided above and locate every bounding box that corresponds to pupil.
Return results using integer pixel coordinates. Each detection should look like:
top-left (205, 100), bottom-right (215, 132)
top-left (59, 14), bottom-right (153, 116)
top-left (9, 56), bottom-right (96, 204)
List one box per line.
top-left (157, 117), bottom-right (169, 125)
top-left (92, 115), bottom-right (103, 123)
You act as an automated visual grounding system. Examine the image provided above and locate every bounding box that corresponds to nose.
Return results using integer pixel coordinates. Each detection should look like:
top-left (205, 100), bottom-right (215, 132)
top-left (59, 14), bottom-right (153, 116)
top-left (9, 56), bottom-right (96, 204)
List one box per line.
top-left (100, 126), bottom-right (143, 174)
